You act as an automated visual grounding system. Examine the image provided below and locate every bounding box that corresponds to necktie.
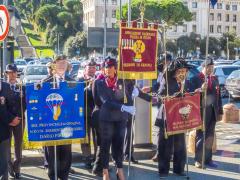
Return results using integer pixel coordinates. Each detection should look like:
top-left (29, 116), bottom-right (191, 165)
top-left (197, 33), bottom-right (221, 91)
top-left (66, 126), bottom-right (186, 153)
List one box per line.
top-left (207, 76), bottom-right (212, 90)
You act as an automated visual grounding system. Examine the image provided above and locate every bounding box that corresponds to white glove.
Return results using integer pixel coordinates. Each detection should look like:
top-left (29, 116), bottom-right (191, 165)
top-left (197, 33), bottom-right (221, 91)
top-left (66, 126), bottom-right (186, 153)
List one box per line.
top-left (132, 87), bottom-right (139, 99)
top-left (121, 105), bottom-right (136, 116)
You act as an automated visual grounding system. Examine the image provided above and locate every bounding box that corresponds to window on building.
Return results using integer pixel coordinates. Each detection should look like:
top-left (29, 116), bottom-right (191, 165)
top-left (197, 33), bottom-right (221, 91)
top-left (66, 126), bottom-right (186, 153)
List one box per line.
top-left (226, 14), bottom-right (230, 22)
top-left (210, 25), bottom-right (214, 33)
top-left (210, 13), bottom-right (214, 21)
top-left (217, 13), bottom-right (222, 21)
top-left (217, 3), bottom-right (222, 9)
top-left (112, 10), bottom-right (116, 18)
top-left (232, 5), bottom-right (237, 11)
top-left (233, 26), bottom-right (237, 32)
top-left (192, 12), bottom-right (197, 21)
top-left (183, 1), bottom-right (188, 7)
top-left (217, 25), bottom-right (222, 33)
top-left (112, 0), bottom-right (117, 5)
top-left (192, 25), bottom-right (196, 32)
top-left (233, 14), bottom-right (237, 22)
top-left (183, 24), bottom-right (187, 32)
top-left (173, 25), bottom-right (177, 32)
top-left (192, 2), bottom-right (197, 8)
top-left (226, 26), bottom-right (230, 32)
top-left (226, 4), bottom-right (230, 10)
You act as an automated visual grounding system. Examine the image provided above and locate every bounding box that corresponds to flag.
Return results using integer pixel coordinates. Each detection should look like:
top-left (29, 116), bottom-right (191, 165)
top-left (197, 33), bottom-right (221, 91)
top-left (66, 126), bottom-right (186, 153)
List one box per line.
top-left (210, 0), bottom-right (218, 7)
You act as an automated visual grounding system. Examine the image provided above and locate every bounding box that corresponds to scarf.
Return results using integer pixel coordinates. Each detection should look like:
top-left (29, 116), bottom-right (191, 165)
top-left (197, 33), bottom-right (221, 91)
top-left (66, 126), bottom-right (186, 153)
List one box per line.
top-left (105, 76), bottom-right (117, 91)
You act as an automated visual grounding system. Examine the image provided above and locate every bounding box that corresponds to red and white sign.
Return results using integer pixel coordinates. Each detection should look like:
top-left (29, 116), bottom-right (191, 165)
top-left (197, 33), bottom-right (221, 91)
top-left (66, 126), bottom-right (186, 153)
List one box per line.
top-left (0, 5), bottom-right (9, 41)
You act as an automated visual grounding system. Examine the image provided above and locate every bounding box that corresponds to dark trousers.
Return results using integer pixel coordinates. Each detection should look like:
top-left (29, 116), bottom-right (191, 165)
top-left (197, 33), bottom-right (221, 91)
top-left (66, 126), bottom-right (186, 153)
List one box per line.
top-left (158, 128), bottom-right (186, 174)
top-left (43, 147), bottom-right (49, 168)
top-left (100, 120), bottom-right (126, 169)
top-left (8, 122), bottom-right (24, 173)
top-left (0, 139), bottom-right (10, 180)
top-left (46, 145), bottom-right (72, 180)
top-left (195, 108), bottom-right (216, 164)
top-left (124, 116), bottom-right (134, 158)
top-left (92, 111), bottom-right (102, 172)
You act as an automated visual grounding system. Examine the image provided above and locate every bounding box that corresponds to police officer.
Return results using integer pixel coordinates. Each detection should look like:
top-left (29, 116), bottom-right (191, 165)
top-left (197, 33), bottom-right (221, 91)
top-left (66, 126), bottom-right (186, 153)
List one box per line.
top-left (0, 80), bottom-right (20, 180)
top-left (5, 64), bottom-right (26, 179)
top-left (95, 57), bottom-right (137, 180)
top-left (157, 58), bottom-right (192, 178)
top-left (77, 59), bottom-right (97, 169)
top-left (194, 58), bottom-right (223, 168)
top-left (42, 55), bottom-right (75, 180)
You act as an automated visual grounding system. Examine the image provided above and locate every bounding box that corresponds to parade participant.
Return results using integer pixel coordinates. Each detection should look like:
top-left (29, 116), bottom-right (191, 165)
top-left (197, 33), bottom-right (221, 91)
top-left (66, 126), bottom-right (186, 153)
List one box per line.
top-left (148, 53), bottom-right (173, 162)
top-left (195, 58), bottom-right (223, 168)
top-left (42, 55), bottom-right (75, 180)
top-left (78, 59), bottom-right (97, 169)
top-left (91, 61), bottom-right (105, 176)
top-left (123, 79), bottom-right (151, 164)
top-left (95, 57), bottom-right (136, 180)
top-left (157, 58), bottom-right (192, 178)
top-left (0, 80), bottom-right (20, 180)
top-left (4, 64), bottom-right (26, 179)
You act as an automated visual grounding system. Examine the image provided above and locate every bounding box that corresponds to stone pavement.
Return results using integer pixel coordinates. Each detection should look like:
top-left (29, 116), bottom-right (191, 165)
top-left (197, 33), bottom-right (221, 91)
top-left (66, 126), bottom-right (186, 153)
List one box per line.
top-left (19, 107), bottom-right (240, 179)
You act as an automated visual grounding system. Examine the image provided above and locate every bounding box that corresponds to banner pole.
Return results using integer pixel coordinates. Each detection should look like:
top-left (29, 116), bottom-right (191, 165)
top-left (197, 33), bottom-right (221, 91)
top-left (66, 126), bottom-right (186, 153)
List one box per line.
top-left (127, 0), bottom-right (132, 179)
top-left (202, 0), bottom-right (211, 170)
top-left (53, 75), bottom-right (58, 180)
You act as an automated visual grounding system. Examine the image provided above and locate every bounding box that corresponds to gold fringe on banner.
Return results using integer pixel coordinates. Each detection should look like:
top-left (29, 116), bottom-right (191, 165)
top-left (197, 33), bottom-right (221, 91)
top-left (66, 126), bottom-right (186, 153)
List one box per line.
top-left (117, 71), bottom-right (157, 80)
top-left (166, 125), bottom-right (203, 136)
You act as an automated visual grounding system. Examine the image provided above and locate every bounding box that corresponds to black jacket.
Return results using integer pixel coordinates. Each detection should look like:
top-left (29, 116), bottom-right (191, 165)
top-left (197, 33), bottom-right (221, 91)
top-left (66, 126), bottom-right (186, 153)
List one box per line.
top-left (0, 82), bottom-right (15, 143)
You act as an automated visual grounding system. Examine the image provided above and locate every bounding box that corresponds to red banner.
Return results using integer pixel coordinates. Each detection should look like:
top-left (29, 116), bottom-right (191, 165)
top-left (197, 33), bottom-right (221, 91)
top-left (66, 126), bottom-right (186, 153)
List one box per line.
top-left (118, 24), bottom-right (158, 79)
top-left (164, 93), bottom-right (202, 136)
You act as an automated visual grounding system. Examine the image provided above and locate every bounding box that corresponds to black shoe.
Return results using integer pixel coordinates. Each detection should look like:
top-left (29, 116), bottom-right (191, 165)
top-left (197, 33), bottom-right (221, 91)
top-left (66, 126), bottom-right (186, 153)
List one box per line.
top-left (84, 162), bottom-right (93, 169)
top-left (159, 173), bottom-right (168, 179)
top-left (131, 157), bottom-right (139, 164)
top-left (15, 173), bottom-right (21, 179)
top-left (69, 168), bottom-right (75, 174)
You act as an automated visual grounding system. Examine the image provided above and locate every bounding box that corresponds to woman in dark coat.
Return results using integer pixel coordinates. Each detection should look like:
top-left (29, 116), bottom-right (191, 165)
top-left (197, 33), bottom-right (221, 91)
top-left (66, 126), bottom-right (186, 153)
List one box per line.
top-left (95, 57), bottom-right (137, 180)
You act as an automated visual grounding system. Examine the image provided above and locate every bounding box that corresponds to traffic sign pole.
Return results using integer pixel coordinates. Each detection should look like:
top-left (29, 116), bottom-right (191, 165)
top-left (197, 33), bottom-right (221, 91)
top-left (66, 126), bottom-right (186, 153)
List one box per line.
top-left (0, 2), bottom-right (10, 78)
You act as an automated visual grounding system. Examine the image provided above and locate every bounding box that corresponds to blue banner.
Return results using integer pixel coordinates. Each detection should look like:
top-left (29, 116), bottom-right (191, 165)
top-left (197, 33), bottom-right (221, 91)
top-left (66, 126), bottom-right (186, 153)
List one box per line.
top-left (26, 82), bottom-right (85, 145)
top-left (210, 0), bottom-right (218, 7)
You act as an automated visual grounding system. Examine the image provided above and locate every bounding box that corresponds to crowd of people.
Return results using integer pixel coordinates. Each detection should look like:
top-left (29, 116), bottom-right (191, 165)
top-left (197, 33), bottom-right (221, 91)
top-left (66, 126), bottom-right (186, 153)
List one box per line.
top-left (0, 54), bottom-right (223, 180)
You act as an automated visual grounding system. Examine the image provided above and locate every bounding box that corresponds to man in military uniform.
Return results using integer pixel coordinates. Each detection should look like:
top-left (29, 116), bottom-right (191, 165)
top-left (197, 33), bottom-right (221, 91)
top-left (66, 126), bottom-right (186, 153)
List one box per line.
top-left (77, 59), bottom-right (97, 169)
top-left (195, 58), bottom-right (223, 168)
top-left (42, 55), bottom-right (75, 180)
top-left (5, 64), bottom-right (26, 179)
top-left (0, 80), bottom-right (20, 180)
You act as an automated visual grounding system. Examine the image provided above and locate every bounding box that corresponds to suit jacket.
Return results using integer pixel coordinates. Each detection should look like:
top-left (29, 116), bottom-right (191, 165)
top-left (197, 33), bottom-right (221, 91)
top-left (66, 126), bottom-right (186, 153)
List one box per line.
top-left (198, 73), bottom-right (223, 121)
top-left (0, 82), bottom-right (15, 143)
top-left (96, 78), bottom-right (130, 122)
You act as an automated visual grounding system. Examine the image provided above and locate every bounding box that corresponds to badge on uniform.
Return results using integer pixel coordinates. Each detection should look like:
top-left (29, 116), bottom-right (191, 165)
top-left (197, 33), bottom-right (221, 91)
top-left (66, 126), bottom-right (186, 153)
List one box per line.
top-left (0, 96), bottom-right (5, 105)
top-left (119, 85), bottom-right (122, 90)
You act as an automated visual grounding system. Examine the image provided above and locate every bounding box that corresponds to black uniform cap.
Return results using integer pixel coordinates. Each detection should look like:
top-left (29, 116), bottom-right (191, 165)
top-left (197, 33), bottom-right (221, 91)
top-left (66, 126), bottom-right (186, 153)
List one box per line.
top-left (201, 58), bottom-right (214, 67)
top-left (85, 58), bottom-right (97, 67)
top-left (168, 58), bottom-right (192, 74)
top-left (104, 56), bottom-right (117, 68)
top-left (5, 64), bottom-right (17, 72)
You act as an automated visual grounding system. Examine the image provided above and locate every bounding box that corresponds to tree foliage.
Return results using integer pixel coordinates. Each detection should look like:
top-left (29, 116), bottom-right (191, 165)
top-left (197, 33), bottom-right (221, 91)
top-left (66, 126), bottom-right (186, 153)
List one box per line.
top-left (119, 0), bottom-right (192, 25)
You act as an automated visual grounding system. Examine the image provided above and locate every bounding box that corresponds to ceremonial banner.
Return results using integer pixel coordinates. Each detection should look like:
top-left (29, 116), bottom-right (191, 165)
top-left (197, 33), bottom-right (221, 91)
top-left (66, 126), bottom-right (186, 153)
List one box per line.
top-left (118, 23), bottom-right (158, 79)
top-left (164, 93), bottom-right (202, 136)
top-left (26, 82), bottom-right (85, 146)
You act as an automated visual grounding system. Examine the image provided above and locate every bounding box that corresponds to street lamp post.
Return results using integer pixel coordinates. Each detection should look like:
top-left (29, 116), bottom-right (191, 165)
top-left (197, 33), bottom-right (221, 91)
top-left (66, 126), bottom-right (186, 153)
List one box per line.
top-left (56, 32), bottom-right (62, 56)
top-left (227, 37), bottom-right (229, 60)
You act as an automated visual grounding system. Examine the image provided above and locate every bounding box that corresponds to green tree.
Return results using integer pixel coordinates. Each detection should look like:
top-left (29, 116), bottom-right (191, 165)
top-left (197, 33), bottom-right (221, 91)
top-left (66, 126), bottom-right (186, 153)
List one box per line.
top-left (166, 40), bottom-right (177, 55)
top-left (200, 37), bottom-right (221, 57)
top-left (119, 0), bottom-right (192, 26)
top-left (63, 32), bottom-right (92, 57)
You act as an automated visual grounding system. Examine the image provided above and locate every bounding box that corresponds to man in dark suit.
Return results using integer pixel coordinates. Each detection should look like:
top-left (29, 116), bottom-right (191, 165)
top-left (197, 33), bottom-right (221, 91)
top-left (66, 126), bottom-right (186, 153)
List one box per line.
top-left (0, 80), bottom-right (20, 180)
top-left (4, 64), bottom-right (26, 179)
top-left (42, 55), bottom-right (75, 180)
top-left (195, 58), bottom-right (223, 168)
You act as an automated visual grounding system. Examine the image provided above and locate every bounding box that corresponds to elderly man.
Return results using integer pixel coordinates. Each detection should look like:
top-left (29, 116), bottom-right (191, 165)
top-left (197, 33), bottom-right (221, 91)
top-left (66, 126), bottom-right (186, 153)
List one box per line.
top-left (195, 58), bottom-right (223, 168)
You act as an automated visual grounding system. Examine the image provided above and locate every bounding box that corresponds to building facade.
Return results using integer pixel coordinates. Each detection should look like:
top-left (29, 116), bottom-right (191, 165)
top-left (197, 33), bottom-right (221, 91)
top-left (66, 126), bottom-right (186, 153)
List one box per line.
top-left (167, 0), bottom-right (240, 39)
top-left (81, 0), bottom-right (128, 30)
